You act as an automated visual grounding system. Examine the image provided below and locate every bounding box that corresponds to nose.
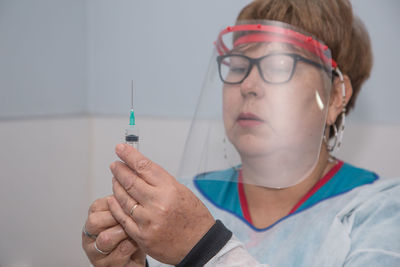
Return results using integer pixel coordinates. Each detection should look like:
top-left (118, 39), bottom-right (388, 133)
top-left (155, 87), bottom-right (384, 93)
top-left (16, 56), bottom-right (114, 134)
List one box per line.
top-left (240, 65), bottom-right (265, 98)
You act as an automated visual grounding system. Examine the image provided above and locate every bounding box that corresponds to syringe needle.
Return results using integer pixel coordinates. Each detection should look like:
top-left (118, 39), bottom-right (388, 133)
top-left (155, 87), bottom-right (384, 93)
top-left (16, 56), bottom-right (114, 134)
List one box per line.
top-left (131, 80), bottom-right (134, 110)
top-left (129, 80), bottom-right (136, 126)
top-left (126, 80), bottom-right (139, 149)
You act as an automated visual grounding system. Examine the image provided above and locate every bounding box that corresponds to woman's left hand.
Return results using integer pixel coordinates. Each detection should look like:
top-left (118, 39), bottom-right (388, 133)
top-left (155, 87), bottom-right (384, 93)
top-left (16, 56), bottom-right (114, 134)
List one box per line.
top-left (108, 143), bottom-right (215, 265)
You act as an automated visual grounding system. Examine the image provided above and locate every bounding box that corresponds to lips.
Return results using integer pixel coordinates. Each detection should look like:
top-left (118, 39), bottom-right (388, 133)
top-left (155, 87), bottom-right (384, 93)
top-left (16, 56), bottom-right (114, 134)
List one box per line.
top-left (237, 112), bottom-right (263, 121)
top-left (237, 112), bottom-right (264, 127)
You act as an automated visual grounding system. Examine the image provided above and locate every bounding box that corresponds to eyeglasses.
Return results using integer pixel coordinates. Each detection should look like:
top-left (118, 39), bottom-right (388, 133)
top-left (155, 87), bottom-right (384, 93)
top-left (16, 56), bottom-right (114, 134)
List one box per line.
top-left (216, 53), bottom-right (330, 85)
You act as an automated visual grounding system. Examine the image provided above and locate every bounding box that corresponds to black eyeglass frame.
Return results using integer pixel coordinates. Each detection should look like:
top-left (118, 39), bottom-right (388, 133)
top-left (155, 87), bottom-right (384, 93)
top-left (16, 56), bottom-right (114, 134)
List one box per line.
top-left (216, 53), bottom-right (332, 85)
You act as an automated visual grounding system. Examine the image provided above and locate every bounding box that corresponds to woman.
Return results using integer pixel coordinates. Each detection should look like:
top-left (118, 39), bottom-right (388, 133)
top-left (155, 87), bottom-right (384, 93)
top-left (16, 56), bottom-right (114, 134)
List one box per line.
top-left (82, 0), bottom-right (400, 266)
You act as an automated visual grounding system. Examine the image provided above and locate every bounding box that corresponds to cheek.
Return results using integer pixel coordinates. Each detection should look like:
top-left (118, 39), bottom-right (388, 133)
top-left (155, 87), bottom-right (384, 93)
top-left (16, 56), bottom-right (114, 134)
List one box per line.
top-left (300, 75), bottom-right (330, 123)
top-left (293, 81), bottom-right (329, 140)
top-left (271, 74), bottom-right (329, 134)
top-left (222, 88), bottom-right (238, 130)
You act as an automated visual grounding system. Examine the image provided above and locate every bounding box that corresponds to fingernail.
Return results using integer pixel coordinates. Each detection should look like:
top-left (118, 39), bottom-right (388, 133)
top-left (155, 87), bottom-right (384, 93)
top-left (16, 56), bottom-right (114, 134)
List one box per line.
top-left (116, 144), bottom-right (125, 153)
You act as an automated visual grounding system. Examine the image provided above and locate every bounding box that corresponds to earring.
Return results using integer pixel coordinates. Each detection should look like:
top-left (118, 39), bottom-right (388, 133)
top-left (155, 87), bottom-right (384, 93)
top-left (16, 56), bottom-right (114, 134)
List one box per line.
top-left (336, 112), bottom-right (345, 149)
top-left (324, 124), bottom-right (338, 152)
top-left (333, 67), bottom-right (347, 150)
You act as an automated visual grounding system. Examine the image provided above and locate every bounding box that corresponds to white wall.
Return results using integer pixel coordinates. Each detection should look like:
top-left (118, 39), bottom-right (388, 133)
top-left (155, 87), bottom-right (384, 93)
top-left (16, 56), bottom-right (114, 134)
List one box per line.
top-left (0, 117), bottom-right (90, 267)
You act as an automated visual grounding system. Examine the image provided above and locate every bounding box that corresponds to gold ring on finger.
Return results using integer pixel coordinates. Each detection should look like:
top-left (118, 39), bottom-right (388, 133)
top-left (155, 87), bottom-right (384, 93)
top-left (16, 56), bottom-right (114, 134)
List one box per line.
top-left (130, 203), bottom-right (139, 217)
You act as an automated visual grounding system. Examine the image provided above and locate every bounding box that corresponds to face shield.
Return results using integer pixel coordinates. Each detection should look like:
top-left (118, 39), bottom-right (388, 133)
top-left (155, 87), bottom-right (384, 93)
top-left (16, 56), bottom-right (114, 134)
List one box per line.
top-left (179, 20), bottom-right (335, 188)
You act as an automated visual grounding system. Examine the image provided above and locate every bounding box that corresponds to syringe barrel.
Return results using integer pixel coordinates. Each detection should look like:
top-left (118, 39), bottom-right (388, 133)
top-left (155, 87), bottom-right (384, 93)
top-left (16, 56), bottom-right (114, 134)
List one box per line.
top-left (125, 126), bottom-right (139, 150)
top-left (126, 139), bottom-right (139, 149)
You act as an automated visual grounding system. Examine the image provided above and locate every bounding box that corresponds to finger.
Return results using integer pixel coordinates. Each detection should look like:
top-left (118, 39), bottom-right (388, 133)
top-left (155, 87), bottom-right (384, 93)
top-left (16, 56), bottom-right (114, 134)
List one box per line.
top-left (83, 236), bottom-right (137, 264)
top-left (107, 196), bottom-right (140, 240)
top-left (88, 196), bottom-right (112, 215)
top-left (110, 161), bottom-right (153, 204)
top-left (100, 239), bottom-right (144, 267)
top-left (82, 216), bottom-right (140, 265)
top-left (110, 239), bottom-right (143, 265)
top-left (115, 143), bottom-right (170, 186)
top-left (112, 179), bottom-right (148, 225)
top-left (82, 232), bottom-right (106, 262)
top-left (85, 211), bottom-right (119, 236)
top-left (82, 231), bottom-right (96, 255)
top-left (95, 224), bottom-right (129, 253)
top-left (129, 245), bottom-right (147, 266)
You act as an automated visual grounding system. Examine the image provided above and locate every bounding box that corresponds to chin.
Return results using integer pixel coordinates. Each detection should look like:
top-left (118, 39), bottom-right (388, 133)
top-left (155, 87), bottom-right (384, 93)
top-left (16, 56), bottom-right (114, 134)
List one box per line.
top-left (232, 137), bottom-right (275, 158)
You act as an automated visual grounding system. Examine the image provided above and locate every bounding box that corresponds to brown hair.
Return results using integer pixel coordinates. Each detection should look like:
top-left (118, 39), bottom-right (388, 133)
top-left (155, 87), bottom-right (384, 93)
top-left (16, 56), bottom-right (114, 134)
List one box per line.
top-left (237, 0), bottom-right (373, 116)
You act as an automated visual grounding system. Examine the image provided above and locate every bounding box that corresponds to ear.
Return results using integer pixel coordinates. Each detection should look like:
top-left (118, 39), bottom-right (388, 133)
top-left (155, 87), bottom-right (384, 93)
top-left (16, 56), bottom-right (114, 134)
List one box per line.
top-left (326, 74), bottom-right (353, 125)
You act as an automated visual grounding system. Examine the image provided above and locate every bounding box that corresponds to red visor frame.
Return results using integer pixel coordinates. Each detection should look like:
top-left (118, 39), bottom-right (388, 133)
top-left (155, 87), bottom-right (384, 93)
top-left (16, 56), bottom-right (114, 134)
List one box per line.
top-left (215, 24), bottom-right (337, 69)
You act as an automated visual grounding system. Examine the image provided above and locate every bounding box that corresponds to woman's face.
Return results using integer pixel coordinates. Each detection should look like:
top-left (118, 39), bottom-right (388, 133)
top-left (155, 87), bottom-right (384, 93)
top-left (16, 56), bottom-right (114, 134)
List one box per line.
top-left (223, 42), bottom-right (331, 159)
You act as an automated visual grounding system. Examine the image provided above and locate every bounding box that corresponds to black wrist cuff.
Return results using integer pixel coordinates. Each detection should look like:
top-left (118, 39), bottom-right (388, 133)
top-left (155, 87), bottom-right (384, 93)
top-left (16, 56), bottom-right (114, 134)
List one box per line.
top-left (176, 220), bottom-right (232, 267)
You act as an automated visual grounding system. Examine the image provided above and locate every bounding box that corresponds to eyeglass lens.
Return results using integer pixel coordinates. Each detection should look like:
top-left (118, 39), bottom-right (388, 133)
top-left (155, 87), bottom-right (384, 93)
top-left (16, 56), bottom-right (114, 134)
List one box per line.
top-left (218, 54), bottom-right (296, 84)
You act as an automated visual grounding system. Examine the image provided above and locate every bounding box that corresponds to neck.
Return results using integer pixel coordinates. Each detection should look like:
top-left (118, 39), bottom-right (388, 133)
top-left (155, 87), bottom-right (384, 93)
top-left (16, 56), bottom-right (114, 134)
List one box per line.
top-left (241, 147), bottom-right (335, 228)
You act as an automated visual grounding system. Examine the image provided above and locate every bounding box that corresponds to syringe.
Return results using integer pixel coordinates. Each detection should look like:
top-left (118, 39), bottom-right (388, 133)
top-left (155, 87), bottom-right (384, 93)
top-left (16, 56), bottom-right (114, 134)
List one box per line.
top-left (125, 80), bottom-right (139, 149)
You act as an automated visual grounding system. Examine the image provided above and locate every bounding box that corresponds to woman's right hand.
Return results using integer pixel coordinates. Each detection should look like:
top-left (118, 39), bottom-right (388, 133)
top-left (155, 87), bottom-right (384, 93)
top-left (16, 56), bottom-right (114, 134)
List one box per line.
top-left (82, 196), bottom-right (146, 267)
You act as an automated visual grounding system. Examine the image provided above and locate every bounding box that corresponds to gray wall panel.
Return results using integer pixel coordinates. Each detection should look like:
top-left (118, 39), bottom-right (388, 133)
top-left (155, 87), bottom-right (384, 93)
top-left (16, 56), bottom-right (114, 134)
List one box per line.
top-left (0, 0), bottom-right (87, 118)
top-left (1, 0), bottom-right (399, 124)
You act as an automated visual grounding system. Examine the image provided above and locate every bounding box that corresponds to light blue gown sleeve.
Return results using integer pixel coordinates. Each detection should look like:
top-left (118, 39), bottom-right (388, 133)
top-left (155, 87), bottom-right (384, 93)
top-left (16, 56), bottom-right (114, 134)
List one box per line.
top-left (342, 180), bottom-right (400, 266)
top-left (312, 179), bottom-right (400, 267)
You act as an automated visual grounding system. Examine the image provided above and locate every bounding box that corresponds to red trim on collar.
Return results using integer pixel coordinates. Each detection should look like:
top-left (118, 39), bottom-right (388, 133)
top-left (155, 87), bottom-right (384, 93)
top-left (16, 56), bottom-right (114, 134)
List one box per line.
top-left (237, 160), bottom-right (344, 223)
top-left (289, 160), bottom-right (344, 214)
top-left (238, 170), bottom-right (253, 224)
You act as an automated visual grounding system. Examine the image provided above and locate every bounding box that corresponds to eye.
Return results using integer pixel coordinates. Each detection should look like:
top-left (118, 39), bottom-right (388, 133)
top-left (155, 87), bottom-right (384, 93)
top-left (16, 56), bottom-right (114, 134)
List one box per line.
top-left (260, 54), bottom-right (295, 83)
top-left (230, 66), bottom-right (247, 74)
top-left (227, 56), bottom-right (250, 74)
top-left (264, 55), bottom-right (293, 72)
top-left (219, 55), bottom-right (250, 83)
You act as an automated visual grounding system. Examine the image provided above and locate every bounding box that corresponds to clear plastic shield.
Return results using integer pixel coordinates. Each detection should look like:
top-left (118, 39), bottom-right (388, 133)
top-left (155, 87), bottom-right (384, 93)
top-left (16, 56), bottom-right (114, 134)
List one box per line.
top-left (179, 20), bottom-right (333, 188)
